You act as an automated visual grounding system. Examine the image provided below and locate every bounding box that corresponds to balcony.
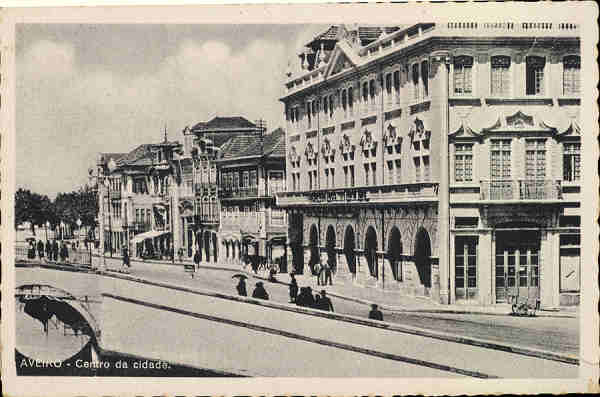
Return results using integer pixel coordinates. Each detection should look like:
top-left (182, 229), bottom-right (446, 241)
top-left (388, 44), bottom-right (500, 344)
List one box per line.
top-left (110, 189), bottom-right (122, 200)
top-left (194, 183), bottom-right (217, 196)
top-left (277, 183), bottom-right (439, 207)
top-left (219, 186), bottom-right (259, 200)
top-left (480, 180), bottom-right (562, 201)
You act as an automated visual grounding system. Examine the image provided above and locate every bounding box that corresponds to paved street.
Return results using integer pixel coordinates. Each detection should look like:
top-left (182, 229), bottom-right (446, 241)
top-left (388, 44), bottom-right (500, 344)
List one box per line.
top-left (93, 256), bottom-right (579, 356)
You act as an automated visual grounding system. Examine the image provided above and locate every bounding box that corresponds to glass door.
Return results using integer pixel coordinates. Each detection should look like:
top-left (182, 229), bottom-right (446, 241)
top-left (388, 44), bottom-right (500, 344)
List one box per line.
top-left (495, 230), bottom-right (540, 303)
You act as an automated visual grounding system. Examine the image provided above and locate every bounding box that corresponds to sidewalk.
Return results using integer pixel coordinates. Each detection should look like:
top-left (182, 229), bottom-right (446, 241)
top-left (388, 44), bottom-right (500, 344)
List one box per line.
top-left (93, 253), bottom-right (578, 318)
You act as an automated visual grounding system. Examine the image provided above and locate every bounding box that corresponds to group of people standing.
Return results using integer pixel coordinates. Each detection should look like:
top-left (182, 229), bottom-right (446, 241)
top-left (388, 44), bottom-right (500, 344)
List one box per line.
top-left (27, 239), bottom-right (71, 262)
top-left (289, 274), bottom-right (334, 312)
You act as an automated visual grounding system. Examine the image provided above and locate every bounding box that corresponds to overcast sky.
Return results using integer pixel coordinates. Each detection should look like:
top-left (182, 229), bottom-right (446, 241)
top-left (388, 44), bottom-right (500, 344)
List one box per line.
top-left (16, 23), bottom-right (326, 198)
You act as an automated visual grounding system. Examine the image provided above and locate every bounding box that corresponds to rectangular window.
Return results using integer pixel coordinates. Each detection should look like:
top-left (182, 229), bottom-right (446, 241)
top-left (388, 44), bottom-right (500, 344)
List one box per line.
top-left (348, 87), bottom-right (354, 115)
top-left (421, 61), bottom-right (429, 98)
top-left (324, 169), bottom-right (329, 188)
top-left (563, 55), bottom-right (581, 95)
top-left (490, 139), bottom-right (511, 179)
top-left (563, 142), bottom-right (581, 181)
top-left (455, 236), bottom-right (478, 300)
top-left (387, 160), bottom-right (394, 184)
top-left (393, 70), bottom-right (400, 102)
top-left (395, 159), bottom-right (402, 184)
top-left (414, 157), bottom-right (421, 182)
top-left (342, 89), bottom-right (347, 117)
top-left (422, 156), bottom-right (430, 182)
top-left (249, 170), bottom-right (257, 187)
top-left (364, 164), bottom-right (370, 186)
top-left (343, 166), bottom-right (348, 187)
top-left (350, 165), bottom-right (355, 187)
top-left (412, 63), bottom-right (420, 100)
top-left (454, 55), bottom-right (473, 95)
top-left (243, 171), bottom-right (249, 188)
top-left (371, 163), bottom-right (377, 186)
top-left (330, 168), bottom-right (335, 188)
top-left (525, 139), bottom-right (546, 180)
top-left (308, 171), bottom-right (313, 190)
top-left (385, 73), bottom-right (392, 95)
top-left (526, 56), bottom-right (545, 96)
top-left (323, 96), bottom-right (328, 118)
top-left (491, 56), bottom-right (511, 96)
top-left (455, 143), bottom-right (473, 182)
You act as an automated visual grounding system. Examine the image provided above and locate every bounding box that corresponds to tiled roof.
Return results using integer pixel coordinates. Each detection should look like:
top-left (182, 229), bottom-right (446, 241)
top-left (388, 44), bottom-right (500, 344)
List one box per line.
top-left (191, 116), bottom-right (257, 132)
top-left (219, 134), bottom-right (260, 159)
top-left (116, 144), bottom-right (153, 167)
top-left (221, 128), bottom-right (286, 160)
top-left (100, 152), bottom-right (126, 163)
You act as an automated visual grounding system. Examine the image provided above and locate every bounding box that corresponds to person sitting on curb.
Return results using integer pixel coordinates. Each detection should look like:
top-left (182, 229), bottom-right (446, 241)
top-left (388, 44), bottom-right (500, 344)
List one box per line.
top-left (368, 304), bottom-right (384, 321)
top-left (318, 289), bottom-right (334, 312)
top-left (252, 281), bottom-right (269, 300)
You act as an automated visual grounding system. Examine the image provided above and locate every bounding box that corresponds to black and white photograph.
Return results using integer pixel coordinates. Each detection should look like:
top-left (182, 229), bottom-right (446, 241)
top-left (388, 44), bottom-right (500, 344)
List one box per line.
top-left (1, 2), bottom-right (598, 396)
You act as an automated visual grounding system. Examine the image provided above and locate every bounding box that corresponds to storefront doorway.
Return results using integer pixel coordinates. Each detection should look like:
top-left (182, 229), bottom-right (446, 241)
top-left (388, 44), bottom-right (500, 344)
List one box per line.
top-left (495, 228), bottom-right (540, 303)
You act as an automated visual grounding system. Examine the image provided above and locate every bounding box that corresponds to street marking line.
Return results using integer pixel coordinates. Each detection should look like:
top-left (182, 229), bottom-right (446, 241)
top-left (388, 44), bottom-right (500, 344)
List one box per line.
top-left (98, 270), bottom-right (579, 366)
top-left (103, 293), bottom-right (498, 379)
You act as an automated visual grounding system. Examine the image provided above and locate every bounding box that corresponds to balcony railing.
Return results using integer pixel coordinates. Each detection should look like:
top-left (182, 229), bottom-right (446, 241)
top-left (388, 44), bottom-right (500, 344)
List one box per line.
top-left (277, 183), bottom-right (439, 206)
top-left (110, 190), bottom-right (122, 200)
top-left (194, 183), bottom-right (217, 195)
top-left (480, 180), bottom-right (562, 201)
top-left (219, 186), bottom-right (259, 199)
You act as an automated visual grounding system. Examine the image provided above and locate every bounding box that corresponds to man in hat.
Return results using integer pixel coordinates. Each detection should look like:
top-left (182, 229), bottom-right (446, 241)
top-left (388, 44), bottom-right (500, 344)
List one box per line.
top-left (368, 304), bottom-right (384, 321)
top-left (289, 273), bottom-right (298, 303)
top-left (319, 290), bottom-right (334, 312)
top-left (252, 282), bottom-right (269, 300)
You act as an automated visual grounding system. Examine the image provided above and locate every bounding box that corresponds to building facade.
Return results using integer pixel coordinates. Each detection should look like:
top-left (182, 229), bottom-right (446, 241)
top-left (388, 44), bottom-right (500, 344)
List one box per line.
top-left (97, 139), bottom-right (183, 260)
top-left (178, 116), bottom-right (264, 263)
top-left (216, 128), bottom-right (287, 270)
top-left (277, 23), bottom-right (581, 307)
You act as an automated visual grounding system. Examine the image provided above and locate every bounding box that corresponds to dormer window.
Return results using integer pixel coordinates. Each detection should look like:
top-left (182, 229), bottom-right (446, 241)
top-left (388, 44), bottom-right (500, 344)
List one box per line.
top-left (563, 55), bottom-right (580, 95)
top-left (454, 55), bottom-right (473, 95)
top-left (526, 56), bottom-right (546, 96)
top-left (491, 55), bottom-right (511, 96)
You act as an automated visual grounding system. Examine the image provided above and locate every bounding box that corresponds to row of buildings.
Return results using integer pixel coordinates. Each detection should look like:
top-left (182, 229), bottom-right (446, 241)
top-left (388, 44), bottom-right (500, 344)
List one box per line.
top-left (98, 21), bottom-right (581, 308)
top-left (95, 116), bottom-right (286, 269)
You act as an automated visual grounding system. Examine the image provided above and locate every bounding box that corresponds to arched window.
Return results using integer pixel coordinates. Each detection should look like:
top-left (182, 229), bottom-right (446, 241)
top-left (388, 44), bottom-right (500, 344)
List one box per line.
top-left (563, 55), bottom-right (580, 95)
top-left (454, 55), bottom-right (473, 95)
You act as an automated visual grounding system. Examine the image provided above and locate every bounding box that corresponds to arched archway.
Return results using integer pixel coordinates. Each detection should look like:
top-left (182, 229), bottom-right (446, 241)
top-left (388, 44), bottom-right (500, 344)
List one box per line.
top-left (414, 228), bottom-right (432, 288)
top-left (387, 227), bottom-right (403, 281)
top-left (309, 224), bottom-right (319, 274)
top-left (204, 231), bottom-right (211, 263)
top-left (344, 226), bottom-right (356, 274)
top-left (365, 226), bottom-right (378, 278)
top-left (326, 225), bottom-right (337, 273)
top-left (212, 233), bottom-right (218, 262)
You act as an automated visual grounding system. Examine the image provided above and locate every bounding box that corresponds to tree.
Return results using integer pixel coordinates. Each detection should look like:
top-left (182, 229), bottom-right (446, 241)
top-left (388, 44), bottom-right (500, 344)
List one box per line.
top-left (15, 188), bottom-right (54, 234)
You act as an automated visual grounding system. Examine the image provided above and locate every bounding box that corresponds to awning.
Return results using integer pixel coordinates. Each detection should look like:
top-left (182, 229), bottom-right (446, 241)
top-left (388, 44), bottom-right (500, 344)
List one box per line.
top-left (132, 230), bottom-right (169, 244)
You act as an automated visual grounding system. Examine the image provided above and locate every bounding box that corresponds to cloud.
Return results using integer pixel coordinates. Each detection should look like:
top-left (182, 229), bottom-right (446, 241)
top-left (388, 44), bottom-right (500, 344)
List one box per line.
top-left (17, 34), bottom-right (296, 197)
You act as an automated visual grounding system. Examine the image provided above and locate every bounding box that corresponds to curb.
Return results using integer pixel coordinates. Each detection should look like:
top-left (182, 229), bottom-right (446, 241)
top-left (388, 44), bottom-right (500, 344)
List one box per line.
top-left (98, 269), bottom-right (579, 366)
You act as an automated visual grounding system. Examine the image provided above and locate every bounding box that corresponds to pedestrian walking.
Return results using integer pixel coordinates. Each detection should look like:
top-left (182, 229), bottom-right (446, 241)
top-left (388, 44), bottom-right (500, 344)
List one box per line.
top-left (236, 278), bottom-right (247, 297)
top-left (368, 304), bottom-right (384, 321)
top-left (37, 240), bottom-right (45, 260)
top-left (323, 260), bottom-right (333, 286)
top-left (252, 282), bottom-right (269, 300)
top-left (319, 290), bottom-right (334, 312)
top-left (123, 248), bottom-right (130, 268)
top-left (45, 240), bottom-right (51, 261)
top-left (52, 240), bottom-right (59, 261)
top-left (314, 260), bottom-right (322, 286)
top-left (193, 249), bottom-right (201, 269)
top-left (289, 274), bottom-right (298, 303)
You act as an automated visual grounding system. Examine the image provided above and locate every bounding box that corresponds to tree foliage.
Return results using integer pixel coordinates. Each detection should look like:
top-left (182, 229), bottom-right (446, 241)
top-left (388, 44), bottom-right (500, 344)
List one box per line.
top-left (15, 186), bottom-right (98, 237)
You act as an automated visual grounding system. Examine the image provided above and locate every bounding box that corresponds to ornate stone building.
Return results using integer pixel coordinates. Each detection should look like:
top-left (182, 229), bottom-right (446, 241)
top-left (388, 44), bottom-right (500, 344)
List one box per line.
top-left (277, 23), bottom-right (580, 307)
